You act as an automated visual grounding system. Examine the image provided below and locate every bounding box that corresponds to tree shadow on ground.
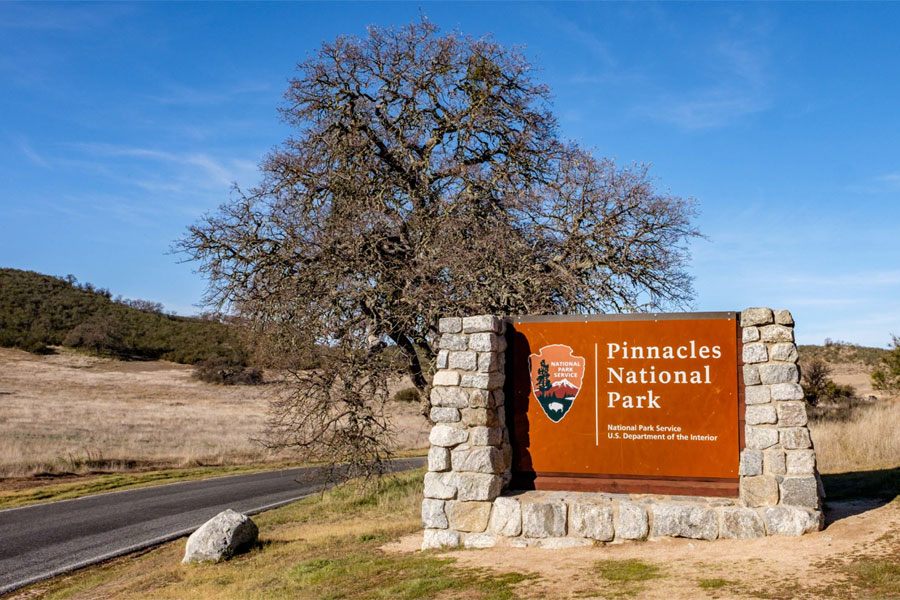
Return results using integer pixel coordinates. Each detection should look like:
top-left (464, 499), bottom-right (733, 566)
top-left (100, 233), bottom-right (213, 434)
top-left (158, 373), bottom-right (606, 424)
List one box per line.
top-left (821, 467), bottom-right (900, 525)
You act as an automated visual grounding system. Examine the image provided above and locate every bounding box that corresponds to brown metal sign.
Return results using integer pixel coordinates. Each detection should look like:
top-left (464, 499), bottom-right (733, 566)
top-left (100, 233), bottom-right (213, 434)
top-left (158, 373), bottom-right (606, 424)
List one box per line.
top-left (506, 313), bottom-right (742, 496)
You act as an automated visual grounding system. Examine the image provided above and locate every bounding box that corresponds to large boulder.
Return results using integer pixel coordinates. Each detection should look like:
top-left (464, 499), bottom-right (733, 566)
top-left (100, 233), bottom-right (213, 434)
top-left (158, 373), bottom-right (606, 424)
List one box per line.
top-left (182, 509), bottom-right (258, 564)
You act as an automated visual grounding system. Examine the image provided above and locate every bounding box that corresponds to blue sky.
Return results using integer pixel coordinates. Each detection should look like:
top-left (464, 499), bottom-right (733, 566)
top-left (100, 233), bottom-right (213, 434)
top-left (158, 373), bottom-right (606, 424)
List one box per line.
top-left (2, 2), bottom-right (899, 346)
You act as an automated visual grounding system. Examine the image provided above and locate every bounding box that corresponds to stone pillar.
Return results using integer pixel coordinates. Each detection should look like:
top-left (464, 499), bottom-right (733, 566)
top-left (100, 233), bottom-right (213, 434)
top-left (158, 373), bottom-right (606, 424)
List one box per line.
top-left (739, 307), bottom-right (824, 535)
top-left (421, 315), bottom-right (511, 550)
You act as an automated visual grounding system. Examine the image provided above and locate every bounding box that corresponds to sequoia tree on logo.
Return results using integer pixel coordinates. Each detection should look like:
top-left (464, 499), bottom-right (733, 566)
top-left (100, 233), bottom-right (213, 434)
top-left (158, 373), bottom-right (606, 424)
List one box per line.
top-left (528, 345), bottom-right (585, 423)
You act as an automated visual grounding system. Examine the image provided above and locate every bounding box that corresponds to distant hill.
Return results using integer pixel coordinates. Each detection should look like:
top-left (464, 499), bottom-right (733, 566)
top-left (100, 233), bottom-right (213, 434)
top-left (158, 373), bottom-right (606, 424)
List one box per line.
top-left (797, 342), bottom-right (889, 367)
top-left (0, 268), bottom-right (246, 364)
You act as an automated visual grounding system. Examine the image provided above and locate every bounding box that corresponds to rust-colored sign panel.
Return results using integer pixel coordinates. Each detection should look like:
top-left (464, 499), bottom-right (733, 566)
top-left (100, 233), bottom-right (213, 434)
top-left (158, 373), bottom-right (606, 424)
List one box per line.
top-left (506, 314), bottom-right (741, 491)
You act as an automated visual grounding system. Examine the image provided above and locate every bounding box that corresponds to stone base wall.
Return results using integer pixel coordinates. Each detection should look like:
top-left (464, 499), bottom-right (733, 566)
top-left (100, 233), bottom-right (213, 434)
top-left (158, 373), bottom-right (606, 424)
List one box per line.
top-left (422, 309), bottom-right (824, 550)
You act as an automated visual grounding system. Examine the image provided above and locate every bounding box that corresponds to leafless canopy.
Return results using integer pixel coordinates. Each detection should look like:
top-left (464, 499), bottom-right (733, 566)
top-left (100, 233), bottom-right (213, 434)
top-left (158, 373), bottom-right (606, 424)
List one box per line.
top-left (180, 19), bottom-right (700, 477)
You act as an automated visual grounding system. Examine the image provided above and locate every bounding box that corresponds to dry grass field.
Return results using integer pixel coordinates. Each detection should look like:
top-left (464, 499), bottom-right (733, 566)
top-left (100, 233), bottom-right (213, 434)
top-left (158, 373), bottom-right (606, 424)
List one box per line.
top-left (0, 347), bottom-right (430, 479)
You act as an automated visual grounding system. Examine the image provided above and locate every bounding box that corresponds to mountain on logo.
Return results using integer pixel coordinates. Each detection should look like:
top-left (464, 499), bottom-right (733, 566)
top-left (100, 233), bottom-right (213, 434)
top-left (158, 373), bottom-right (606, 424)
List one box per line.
top-left (546, 378), bottom-right (580, 400)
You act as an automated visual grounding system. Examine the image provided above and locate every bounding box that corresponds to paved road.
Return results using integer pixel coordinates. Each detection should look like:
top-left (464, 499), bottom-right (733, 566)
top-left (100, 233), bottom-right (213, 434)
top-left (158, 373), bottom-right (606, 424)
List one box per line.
top-left (0, 458), bottom-right (424, 595)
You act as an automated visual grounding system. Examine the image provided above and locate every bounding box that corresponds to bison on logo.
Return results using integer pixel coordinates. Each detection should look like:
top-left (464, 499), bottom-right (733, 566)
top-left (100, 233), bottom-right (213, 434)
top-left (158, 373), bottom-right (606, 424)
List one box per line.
top-left (528, 344), bottom-right (585, 423)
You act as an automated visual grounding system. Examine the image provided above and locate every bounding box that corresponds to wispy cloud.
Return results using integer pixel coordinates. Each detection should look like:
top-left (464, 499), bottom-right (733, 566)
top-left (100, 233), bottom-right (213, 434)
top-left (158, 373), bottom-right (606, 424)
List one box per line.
top-left (70, 142), bottom-right (257, 191)
top-left (783, 270), bottom-right (900, 288)
top-left (149, 81), bottom-right (273, 106)
top-left (633, 38), bottom-right (771, 130)
top-left (16, 137), bottom-right (49, 168)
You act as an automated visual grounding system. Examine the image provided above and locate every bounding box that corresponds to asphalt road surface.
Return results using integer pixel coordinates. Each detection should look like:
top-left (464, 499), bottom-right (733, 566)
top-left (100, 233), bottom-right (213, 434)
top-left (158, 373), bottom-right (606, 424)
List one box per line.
top-left (0, 458), bottom-right (424, 595)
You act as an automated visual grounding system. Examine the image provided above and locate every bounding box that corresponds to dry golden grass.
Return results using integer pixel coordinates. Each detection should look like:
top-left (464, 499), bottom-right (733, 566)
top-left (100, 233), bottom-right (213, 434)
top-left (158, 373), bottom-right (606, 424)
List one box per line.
top-left (0, 347), bottom-right (429, 478)
top-left (810, 399), bottom-right (900, 474)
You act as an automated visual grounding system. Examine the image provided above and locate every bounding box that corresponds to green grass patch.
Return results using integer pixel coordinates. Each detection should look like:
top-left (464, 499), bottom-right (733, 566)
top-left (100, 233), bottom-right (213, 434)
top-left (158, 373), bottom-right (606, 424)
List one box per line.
top-left (698, 577), bottom-right (733, 589)
top-left (592, 559), bottom-right (662, 598)
top-left (844, 558), bottom-right (900, 597)
top-left (595, 559), bottom-right (661, 583)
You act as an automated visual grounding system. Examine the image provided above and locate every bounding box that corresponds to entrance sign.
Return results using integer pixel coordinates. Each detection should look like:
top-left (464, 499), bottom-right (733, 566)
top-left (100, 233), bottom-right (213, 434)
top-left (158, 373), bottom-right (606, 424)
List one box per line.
top-left (506, 312), bottom-right (742, 495)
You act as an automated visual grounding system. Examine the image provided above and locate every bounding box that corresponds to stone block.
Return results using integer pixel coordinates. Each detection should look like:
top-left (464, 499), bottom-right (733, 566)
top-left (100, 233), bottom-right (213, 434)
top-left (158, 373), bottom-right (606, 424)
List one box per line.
top-left (780, 427), bottom-right (811, 449)
top-left (422, 528), bottom-right (460, 549)
top-left (429, 425), bottom-right (468, 447)
top-left (430, 407), bottom-right (461, 423)
top-left (780, 477), bottom-right (819, 508)
top-left (771, 383), bottom-right (804, 401)
top-left (760, 325), bottom-right (794, 343)
top-left (570, 503), bottom-right (614, 541)
top-left (521, 502), bottom-right (567, 538)
top-left (763, 449), bottom-right (786, 475)
top-left (741, 308), bottom-right (774, 327)
top-left (487, 496), bottom-right (522, 536)
top-left (439, 317), bottom-right (462, 333)
top-left (462, 315), bottom-right (502, 334)
top-left (436, 349), bottom-right (449, 370)
top-left (477, 352), bottom-right (503, 373)
top-left (428, 446), bottom-right (451, 471)
top-left (740, 475), bottom-right (779, 507)
top-left (468, 389), bottom-right (490, 408)
top-left (447, 501), bottom-right (492, 532)
top-left (739, 449), bottom-right (763, 476)
top-left (759, 363), bottom-right (799, 385)
top-left (616, 502), bottom-right (649, 540)
top-left (720, 507), bottom-right (766, 539)
top-left (448, 351), bottom-right (478, 371)
top-left (469, 426), bottom-right (502, 447)
top-left (745, 426), bottom-right (779, 450)
top-left (423, 472), bottom-right (457, 500)
top-left (745, 385), bottom-right (771, 405)
top-left (743, 343), bottom-right (768, 364)
top-left (774, 310), bottom-right (794, 325)
top-left (456, 473), bottom-right (502, 501)
top-left (468, 333), bottom-right (507, 352)
top-left (650, 503), bottom-right (718, 540)
top-left (432, 371), bottom-right (460, 387)
top-left (770, 343), bottom-right (799, 363)
top-left (460, 407), bottom-right (499, 427)
top-left (777, 402), bottom-right (808, 427)
top-left (785, 449), bottom-right (816, 474)
top-left (430, 386), bottom-right (468, 408)
top-left (492, 389), bottom-right (505, 409)
top-left (438, 333), bottom-right (468, 351)
top-left (742, 327), bottom-right (760, 343)
top-left (451, 446), bottom-right (504, 474)
top-left (762, 507), bottom-right (823, 536)
top-left (460, 372), bottom-right (505, 390)
top-left (422, 499), bottom-right (448, 529)
top-left (743, 365), bottom-right (761, 386)
top-left (746, 404), bottom-right (777, 425)
top-left (463, 533), bottom-right (498, 548)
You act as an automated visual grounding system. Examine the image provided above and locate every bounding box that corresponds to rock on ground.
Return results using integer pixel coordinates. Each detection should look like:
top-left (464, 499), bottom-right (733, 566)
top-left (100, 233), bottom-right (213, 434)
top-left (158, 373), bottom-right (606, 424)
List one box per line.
top-left (182, 509), bottom-right (259, 564)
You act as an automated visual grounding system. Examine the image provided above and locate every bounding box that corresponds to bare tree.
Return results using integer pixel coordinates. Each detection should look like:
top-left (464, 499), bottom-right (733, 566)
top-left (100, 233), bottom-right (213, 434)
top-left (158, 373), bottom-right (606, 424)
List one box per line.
top-left (179, 19), bottom-right (700, 478)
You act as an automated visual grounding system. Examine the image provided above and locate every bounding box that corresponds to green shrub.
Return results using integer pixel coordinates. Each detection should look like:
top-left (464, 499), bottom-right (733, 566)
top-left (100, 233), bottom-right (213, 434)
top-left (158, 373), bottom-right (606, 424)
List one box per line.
top-left (392, 387), bottom-right (420, 403)
top-left (871, 335), bottom-right (900, 395)
top-left (193, 357), bottom-right (263, 385)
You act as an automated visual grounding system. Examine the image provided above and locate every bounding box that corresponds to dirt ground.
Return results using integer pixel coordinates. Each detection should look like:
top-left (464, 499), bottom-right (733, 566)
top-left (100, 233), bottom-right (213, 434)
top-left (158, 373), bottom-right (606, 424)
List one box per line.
top-left (0, 347), bottom-right (430, 477)
top-left (386, 497), bottom-right (900, 599)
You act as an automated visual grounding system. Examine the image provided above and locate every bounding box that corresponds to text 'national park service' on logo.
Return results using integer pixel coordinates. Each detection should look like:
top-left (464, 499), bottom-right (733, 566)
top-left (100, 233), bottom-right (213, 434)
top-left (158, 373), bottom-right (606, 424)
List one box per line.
top-left (528, 344), bottom-right (585, 423)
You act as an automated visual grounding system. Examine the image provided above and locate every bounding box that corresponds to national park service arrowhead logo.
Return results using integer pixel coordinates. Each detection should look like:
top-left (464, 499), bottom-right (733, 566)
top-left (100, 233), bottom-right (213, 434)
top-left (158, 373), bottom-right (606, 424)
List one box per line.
top-left (528, 344), bottom-right (585, 423)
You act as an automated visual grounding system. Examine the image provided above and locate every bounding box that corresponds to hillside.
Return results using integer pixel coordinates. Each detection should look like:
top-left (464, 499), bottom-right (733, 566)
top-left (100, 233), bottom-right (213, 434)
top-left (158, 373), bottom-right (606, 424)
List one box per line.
top-left (0, 268), bottom-right (244, 364)
top-left (797, 342), bottom-right (890, 367)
